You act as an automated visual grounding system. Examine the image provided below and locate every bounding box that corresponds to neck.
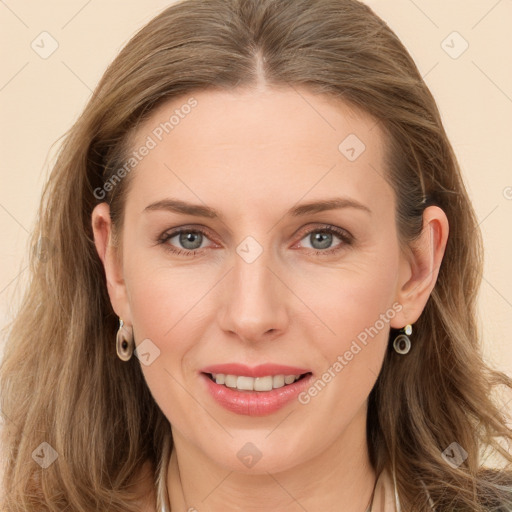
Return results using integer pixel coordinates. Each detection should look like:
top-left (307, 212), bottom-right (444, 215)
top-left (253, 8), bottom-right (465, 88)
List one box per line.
top-left (167, 405), bottom-right (376, 512)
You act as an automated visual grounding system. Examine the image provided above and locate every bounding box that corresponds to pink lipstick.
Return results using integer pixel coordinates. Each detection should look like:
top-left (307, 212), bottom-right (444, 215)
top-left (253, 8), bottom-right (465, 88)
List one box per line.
top-left (200, 363), bottom-right (313, 416)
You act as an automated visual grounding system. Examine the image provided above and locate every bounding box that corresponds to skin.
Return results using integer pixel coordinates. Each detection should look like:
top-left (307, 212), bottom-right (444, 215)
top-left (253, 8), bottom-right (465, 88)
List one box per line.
top-left (92, 86), bottom-right (449, 511)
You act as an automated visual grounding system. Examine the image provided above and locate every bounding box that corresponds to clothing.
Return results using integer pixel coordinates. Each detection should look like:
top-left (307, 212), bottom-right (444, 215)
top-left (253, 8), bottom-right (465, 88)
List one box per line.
top-left (370, 467), bottom-right (402, 511)
top-left (371, 468), bottom-right (437, 512)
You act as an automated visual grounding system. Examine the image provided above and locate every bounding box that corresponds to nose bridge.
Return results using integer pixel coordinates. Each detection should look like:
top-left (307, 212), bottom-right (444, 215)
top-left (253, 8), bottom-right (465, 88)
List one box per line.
top-left (218, 234), bottom-right (288, 341)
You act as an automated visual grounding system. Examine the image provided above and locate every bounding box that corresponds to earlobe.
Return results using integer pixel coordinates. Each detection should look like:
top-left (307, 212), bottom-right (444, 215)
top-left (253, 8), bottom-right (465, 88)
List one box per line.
top-left (391, 206), bottom-right (449, 329)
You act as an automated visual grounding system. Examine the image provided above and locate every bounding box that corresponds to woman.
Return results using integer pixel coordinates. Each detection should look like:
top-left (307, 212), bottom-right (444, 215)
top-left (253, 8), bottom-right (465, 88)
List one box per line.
top-left (1, 0), bottom-right (511, 510)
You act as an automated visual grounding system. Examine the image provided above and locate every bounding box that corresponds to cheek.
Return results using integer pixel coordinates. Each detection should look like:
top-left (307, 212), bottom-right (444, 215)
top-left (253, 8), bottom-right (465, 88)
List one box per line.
top-left (294, 252), bottom-right (399, 425)
top-left (122, 259), bottom-right (209, 422)
top-left (296, 246), bottom-right (400, 355)
top-left (124, 249), bottom-right (209, 343)
top-left (122, 252), bottom-right (219, 403)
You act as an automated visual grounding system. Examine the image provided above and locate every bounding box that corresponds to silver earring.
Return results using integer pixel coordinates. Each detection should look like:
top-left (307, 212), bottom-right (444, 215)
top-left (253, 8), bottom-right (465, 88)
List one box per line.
top-left (393, 324), bottom-right (412, 355)
top-left (116, 319), bottom-right (134, 361)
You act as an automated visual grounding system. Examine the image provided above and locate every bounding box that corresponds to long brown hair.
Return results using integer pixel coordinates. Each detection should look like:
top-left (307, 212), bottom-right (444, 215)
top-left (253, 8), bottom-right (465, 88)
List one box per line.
top-left (1, 0), bottom-right (511, 510)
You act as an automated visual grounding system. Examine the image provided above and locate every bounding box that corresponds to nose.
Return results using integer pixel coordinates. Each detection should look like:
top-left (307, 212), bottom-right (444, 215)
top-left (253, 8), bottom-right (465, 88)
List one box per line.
top-left (217, 245), bottom-right (290, 344)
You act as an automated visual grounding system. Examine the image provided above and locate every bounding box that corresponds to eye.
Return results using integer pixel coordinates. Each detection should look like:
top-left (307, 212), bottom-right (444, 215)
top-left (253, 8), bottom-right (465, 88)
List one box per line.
top-left (157, 227), bottom-right (214, 256)
top-left (296, 225), bottom-right (353, 255)
top-left (157, 224), bottom-right (353, 257)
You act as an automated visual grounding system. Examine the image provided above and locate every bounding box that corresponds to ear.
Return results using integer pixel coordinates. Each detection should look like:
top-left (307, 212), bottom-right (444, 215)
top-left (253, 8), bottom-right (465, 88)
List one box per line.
top-left (391, 205), bottom-right (449, 329)
top-left (91, 203), bottom-right (133, 324)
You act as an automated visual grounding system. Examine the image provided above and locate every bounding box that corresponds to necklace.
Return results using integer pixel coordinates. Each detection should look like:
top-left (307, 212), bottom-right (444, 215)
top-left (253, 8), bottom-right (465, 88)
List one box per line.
top-left (156, 436), bottom-right (380, 512)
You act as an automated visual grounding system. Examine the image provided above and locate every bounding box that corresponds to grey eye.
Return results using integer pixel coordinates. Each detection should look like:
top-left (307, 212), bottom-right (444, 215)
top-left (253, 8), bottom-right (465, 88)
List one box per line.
top-left (308, 232), bottom-right (334, 250)
top-left (177, 231), bottom-right (204, 250)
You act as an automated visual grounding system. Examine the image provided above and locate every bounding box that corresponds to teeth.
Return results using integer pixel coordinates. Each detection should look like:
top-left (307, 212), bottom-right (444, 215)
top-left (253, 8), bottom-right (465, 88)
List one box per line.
top-left (212, 373), bottom-right (224, 385)
top-left (272, 375), bottom-right (285, 389)
top-left (255, 376), bottom-right (273, 391)
top-left (224, 375), bottom-right (238, 388)
top-left (210, 373), bottom-right (303, 391)
top-left (237, 376), bottom-right (254, 391)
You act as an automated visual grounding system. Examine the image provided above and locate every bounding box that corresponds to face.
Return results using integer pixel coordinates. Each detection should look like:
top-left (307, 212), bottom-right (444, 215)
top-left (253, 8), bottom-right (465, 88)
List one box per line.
top-left (93, 86), bottom-right (432, 475)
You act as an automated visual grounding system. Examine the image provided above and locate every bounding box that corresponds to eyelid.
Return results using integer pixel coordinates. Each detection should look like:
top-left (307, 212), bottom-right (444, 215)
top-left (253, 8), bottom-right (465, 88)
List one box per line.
top-left (293, 223), bottom-right (353, 245)
top-left (159, 224), bottom-right (217, 241)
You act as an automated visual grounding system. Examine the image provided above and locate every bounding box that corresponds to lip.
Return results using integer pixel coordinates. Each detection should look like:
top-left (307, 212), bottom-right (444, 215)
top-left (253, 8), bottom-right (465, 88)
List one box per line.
top-left (200, 366), bottom-right (313, 417)
top-left (200, 363), bottom-right (311, 378)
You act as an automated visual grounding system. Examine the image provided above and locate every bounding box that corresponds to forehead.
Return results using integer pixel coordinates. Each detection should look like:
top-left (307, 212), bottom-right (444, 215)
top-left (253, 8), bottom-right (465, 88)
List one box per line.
top-left (124, 86), bottom-right (393, 215)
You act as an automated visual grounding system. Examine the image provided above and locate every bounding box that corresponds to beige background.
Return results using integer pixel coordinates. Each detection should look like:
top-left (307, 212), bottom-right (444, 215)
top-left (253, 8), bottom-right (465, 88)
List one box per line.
top-left (1, 0), bottom-right (511, 394)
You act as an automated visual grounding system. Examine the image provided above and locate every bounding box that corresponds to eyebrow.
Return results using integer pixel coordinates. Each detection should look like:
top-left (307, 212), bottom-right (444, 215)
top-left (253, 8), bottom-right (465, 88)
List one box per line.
top-left (143, 197), bottom-right (371, 218)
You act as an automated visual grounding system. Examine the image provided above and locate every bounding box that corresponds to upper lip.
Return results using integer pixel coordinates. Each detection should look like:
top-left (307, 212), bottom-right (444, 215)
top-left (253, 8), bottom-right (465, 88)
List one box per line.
top-left (200, 363), bottom-right (312, 378)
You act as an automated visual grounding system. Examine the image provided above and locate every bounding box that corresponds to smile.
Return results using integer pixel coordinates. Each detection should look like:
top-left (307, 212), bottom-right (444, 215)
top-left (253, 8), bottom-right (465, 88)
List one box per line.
top-left (207, 372), bottom-right (308, 391)
top-left (199, 364), bottom-right (313, 416)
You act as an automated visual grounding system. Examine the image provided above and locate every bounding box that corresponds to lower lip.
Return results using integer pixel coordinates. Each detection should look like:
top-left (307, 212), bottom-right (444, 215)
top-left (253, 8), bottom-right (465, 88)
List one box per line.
top-left (200, 372), bottom-right (313, 416)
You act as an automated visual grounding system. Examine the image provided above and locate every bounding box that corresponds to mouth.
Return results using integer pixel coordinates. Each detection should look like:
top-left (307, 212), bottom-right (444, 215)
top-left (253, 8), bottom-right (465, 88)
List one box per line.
top-left (199, 365), bottom-right (314, 416)
top-left (203, 371), bottom-right (312, 392)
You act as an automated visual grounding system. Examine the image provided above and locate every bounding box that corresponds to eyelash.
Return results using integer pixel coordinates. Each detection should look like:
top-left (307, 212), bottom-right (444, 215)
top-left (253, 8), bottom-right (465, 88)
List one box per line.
top-left (157, 224), bottom-right (354, 257)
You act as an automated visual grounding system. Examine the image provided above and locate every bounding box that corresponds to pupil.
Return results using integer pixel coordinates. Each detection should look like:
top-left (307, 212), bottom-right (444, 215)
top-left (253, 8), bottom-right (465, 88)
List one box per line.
top-left (180, 232), bottom-right (202, 250)
top-left (311, 232), bottom-right (332, 250)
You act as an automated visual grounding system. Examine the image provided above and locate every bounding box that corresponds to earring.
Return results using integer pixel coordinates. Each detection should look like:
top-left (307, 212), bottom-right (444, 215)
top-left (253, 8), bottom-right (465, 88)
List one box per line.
top-left (393, 324), bottom-right (412, 355)
top-left (116, 318), bottom-right (134, 361)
